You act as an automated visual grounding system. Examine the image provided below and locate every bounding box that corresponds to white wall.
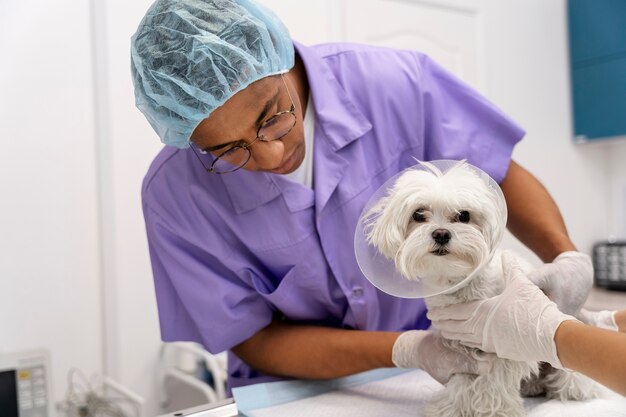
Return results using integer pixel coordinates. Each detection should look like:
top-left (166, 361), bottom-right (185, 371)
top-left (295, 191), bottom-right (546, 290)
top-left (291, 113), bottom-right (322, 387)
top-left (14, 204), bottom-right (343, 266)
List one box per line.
top-left (465, 0), bottom-right (615, 259)
top-left (608, 141), bottom-right (626, 239)
top-left (2, 0), bottom-right (625, 416)
top-left (0, 0), bottom-right (103, 404)
top-left (94, 2), bottom-right (163, 415)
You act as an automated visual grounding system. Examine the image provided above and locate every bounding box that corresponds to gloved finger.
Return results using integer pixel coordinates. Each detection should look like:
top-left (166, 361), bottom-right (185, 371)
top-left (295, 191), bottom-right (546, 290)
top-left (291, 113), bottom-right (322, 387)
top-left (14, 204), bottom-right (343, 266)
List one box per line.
top-left (422, 348), bottom-right (487, 385)
top-left (501, 251), bottom-right (527, 285)
top-left (503, 263), bottom-right (547, 295)
top-left (553, 252), bottom-right (593, 288)
top-left (427, 300), bottom-right (486, 321)
top-left (577, 308), bottom-right (618, 331)
top-left (500, 250), bottom-right (517, 270)
top-left (554, 251), bottom-right (591, 264)
top-left (576, 308), bottom-right (594, 324)
top-left (527, 263), bottom-right (556, 291)
top-left (430, 319), bottom-right (473, 333)
top-left (475, 354), bottom-right (497, 375)
top-left (391, 330), bottom-right (429, 368)
top-left (438, 330), bottom-right (481, 347)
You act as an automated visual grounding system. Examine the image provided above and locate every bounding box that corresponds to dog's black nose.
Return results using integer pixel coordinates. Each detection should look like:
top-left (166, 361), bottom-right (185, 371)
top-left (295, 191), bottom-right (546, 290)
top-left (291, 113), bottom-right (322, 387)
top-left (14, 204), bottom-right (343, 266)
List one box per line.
top-left (432, 229), bottom-right (451, 245)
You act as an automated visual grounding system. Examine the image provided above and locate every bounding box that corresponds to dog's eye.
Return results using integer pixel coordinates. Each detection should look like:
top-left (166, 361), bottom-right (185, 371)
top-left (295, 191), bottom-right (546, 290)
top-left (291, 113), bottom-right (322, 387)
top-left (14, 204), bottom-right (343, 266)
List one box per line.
top-left (456, 211), bottom-right (471, 223)
top-left (412, 209), bottom-right (427, 223)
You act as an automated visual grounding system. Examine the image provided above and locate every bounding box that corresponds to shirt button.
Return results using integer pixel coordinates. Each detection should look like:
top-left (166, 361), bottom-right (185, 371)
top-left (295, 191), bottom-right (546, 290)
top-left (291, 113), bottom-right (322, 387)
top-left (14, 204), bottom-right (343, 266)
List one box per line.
top-left (351, 287), bottom-right (364, 298)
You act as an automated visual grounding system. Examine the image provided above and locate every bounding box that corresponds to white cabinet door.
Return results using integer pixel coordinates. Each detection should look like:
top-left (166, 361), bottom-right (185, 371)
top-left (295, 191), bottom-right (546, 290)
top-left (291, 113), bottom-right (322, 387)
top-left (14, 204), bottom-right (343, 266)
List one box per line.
top-left (344, 0), bottom-right (486, 90)
top-left (343, 0), bottom-right (614, 261)
top-left (0, 0), bottom-right (103, 405)
top-left (256, 0), bottom-right (343, 45)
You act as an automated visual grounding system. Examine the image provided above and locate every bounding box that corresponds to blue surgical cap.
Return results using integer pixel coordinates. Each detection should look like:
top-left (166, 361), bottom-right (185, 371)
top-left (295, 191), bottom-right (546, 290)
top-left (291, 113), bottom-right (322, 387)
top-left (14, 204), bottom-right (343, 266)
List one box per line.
top-left (131, 0), bottom-right (295, 148)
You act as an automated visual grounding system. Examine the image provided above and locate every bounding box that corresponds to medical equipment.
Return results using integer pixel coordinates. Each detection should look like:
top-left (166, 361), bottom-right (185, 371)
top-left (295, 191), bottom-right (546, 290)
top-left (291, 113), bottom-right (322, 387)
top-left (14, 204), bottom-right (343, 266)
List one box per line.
top-left (593, 240), bottom-right (626, 291)
top-left (158, 342), bottom-right (228, 412)
top-left (0, 350), bottom-right (53, 417)
top-left (354, 160), bottom-right (507, 298)
top-left (56, 368), bottom-right (143, 417)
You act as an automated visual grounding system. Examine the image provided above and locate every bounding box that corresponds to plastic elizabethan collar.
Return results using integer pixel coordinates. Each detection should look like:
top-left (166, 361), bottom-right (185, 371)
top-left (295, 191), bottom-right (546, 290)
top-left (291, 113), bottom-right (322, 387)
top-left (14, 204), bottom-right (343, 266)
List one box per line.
top-left (354, 160), bottom-right (507, 298)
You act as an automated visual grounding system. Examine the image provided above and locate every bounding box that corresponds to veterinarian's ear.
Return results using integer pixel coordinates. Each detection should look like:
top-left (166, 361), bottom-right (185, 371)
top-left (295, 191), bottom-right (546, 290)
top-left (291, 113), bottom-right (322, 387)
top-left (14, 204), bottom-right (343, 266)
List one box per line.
top-left (364, 195), bottom-right (406, 259)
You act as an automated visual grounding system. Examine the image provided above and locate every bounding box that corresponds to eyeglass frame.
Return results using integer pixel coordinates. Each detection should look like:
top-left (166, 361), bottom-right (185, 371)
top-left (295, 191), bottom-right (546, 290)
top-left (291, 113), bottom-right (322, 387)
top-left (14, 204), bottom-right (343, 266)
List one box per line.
top-left (190, 74), bottom-right (297, 174)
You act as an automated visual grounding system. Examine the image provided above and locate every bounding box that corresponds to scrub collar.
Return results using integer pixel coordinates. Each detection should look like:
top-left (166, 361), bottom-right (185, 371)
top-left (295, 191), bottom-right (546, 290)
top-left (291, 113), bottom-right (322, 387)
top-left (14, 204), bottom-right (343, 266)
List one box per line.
top-left (220, 42), bottom-right (373, 214)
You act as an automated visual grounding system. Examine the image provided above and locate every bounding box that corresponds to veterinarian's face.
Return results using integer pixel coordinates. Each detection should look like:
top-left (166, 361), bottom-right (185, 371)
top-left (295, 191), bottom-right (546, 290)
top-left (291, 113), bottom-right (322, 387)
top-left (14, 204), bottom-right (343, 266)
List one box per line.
top-left (190, 75), bottom-right (306, 175)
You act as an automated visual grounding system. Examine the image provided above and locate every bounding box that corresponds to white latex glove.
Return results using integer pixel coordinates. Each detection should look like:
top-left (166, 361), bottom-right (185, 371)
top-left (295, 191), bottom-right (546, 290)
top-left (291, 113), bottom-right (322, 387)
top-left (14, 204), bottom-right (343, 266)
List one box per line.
top-left (392, 330), bottom-right (493, 385)
top-left (528, 251), bottom-right (593, 315)
top-left (427, 252), bottom-right (578, 369)
top-left (577, 308), bottom-right (618, 331)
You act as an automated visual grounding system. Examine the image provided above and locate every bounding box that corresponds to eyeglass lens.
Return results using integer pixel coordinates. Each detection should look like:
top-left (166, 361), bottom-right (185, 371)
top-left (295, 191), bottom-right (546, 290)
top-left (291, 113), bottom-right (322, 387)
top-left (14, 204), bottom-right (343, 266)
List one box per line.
top-left (211, 111), bottom-right (296, 173)
top-left (211, 147), bottom-right (251, 173)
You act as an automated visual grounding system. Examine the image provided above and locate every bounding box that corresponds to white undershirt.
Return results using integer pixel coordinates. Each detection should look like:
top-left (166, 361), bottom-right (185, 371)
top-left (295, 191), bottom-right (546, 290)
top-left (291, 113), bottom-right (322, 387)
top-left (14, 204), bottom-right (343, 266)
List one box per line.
top-left (285, 95), bottom-right (315, 189)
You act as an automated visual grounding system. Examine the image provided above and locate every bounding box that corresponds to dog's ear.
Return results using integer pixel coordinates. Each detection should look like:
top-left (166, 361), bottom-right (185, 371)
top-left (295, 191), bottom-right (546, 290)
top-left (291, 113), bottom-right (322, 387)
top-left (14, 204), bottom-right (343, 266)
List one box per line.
top-left (364, 194), bottom-right (407, 259)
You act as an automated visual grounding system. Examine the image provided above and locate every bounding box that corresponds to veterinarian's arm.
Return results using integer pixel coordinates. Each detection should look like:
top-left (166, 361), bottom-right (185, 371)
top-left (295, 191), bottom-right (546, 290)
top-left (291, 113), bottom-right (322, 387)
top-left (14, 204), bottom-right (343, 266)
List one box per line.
top-left (232, 320), bottom-right (397, 379)
top-left (501, 161), bottom-right (593, 315)
top-left (555, 320), bottom-right (626, 396)
top-left (500, 160), bottom-right (575, 262)
top-left (232, 320), bottom-right (482, 383)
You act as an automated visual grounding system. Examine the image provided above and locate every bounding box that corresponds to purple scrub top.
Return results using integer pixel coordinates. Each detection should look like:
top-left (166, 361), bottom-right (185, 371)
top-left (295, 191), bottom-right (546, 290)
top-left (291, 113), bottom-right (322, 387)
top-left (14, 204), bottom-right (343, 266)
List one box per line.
top-left (142, 42), bottom-right (525, 390)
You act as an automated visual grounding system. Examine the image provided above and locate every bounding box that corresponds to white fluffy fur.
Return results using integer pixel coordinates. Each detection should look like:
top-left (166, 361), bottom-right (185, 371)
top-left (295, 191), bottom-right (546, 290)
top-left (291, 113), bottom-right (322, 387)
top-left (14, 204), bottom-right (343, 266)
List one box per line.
top-left (366, 161), bottom-right (600, 417)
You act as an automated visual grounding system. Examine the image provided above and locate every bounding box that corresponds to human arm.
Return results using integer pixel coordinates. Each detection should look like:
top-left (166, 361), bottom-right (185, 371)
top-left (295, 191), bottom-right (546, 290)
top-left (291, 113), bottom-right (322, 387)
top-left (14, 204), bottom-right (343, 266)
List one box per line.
top-left (578, 308), bottom-right (626, 332)
top-left (232, 320), bottom-right (397, 379)
top-left (501, 161), bottom-right (593, 315)
top-left (555, 320), bottom-right (626, 396)
top-left (144, 189), bottom-right (483, 385)
top-left (500, 160), bottom-right (576, 262)
top-left (232, 320), bottom-right (488, 384)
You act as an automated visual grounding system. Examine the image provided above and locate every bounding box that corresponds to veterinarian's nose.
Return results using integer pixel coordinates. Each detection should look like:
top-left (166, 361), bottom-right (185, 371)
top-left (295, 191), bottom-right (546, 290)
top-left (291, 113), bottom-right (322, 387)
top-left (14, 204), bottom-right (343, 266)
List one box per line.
top-left (432, 229), bottom-right (451, 245)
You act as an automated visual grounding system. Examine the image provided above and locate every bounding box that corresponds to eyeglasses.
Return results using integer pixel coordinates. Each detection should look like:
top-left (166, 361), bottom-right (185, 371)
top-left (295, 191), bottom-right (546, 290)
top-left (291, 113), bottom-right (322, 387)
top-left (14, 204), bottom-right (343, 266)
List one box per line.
top-left (191, 75), bottom-right (297, 174)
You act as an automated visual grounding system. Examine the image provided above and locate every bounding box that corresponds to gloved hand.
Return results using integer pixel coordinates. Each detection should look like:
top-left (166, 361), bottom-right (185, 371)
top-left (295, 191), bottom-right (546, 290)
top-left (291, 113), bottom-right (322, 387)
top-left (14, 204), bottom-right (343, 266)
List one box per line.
top-left (427, 252), bottom-right (578, 369)
top-left (577, 308), bottom-right (618, 331)
top-left (528, 251), bottom-right (593, 315)
top-left (392, 330), bottom-right (494, 385)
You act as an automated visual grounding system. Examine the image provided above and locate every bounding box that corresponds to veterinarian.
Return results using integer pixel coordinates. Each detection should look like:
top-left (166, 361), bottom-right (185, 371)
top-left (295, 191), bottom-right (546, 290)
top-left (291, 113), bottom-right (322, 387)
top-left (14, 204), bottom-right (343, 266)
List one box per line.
top-left (132, 0), bottom-right (603, 391)
top-left (428, 252), bottom-right (626, 396)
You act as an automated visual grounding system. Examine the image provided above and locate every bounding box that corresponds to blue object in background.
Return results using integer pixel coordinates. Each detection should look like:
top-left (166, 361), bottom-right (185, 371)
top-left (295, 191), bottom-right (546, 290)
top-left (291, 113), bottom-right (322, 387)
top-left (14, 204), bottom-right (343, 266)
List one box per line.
top-left (568, 0), bottom-right (626, 141)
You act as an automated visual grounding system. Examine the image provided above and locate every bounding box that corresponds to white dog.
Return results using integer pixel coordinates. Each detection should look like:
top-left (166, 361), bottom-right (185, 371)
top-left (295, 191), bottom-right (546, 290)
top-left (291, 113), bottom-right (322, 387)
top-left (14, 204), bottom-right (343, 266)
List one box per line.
top-left (365, 160), bottom-right (599, 417)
